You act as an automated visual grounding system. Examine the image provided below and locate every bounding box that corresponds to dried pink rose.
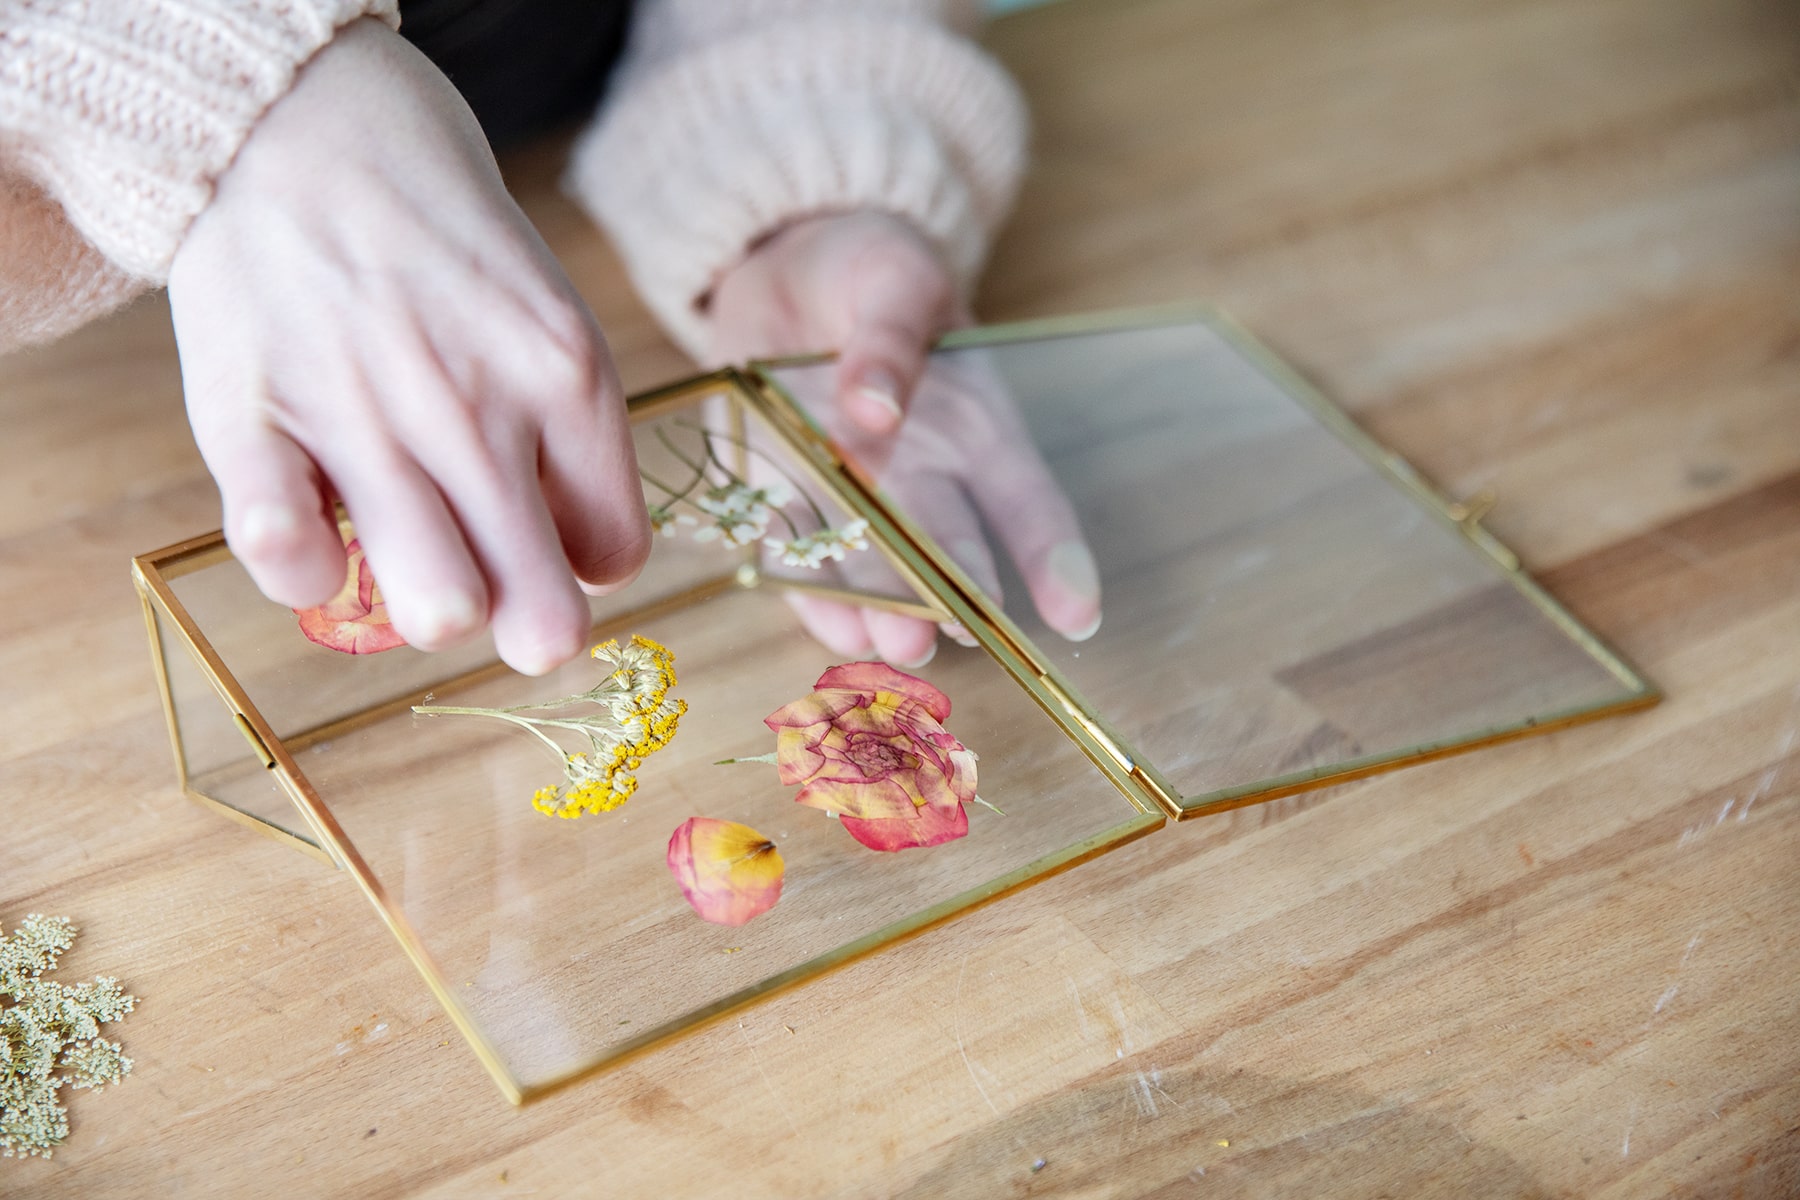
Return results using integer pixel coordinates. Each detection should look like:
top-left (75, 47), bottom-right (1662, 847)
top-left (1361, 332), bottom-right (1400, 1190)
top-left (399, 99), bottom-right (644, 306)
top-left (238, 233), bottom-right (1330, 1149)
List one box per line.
top-left (764, 662), bottom-right (976, 852)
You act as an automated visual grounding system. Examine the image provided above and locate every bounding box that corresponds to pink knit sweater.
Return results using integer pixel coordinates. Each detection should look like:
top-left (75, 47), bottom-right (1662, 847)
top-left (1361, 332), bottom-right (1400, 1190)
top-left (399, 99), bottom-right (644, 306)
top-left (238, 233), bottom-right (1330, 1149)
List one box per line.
top-left (0, 0), bottom-right (1026, 360)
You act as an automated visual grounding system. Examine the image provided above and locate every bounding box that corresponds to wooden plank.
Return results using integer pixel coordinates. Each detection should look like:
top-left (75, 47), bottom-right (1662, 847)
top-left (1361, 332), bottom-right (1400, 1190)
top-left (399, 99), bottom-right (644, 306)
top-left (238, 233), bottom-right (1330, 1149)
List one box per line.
top-left (2, 0), bottom-right (1796, 1194)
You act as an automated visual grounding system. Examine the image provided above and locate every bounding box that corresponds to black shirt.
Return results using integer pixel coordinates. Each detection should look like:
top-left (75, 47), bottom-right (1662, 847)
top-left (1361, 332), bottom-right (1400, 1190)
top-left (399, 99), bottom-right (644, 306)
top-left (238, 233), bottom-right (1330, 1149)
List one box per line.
top-left (398, 0), bottom-right (635, 149)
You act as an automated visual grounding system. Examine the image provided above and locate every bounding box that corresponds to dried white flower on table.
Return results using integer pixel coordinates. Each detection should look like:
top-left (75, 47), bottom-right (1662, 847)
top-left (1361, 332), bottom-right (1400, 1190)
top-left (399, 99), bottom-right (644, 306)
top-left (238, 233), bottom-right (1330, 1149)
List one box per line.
top-left (1, 914), bottom-right (135, 1159)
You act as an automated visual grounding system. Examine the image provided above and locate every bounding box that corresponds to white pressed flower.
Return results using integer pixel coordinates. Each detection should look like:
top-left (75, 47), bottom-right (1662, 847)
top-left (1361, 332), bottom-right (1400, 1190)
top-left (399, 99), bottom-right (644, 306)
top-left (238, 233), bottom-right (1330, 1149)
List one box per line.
top-left (640, 421), bottom-right (860, 564)
top-left (696, 481), bottom-right (792, 523)
top-left (764, 519), bottom-right (874, 570)
top-left (701, 513), bottom-right (766, 546)
top-left (1, 915), bottom-right (135, 1158)
top-left (837, 518), bottom-right (870, 550)
top-left (696, 483), bottom-right (751, 518)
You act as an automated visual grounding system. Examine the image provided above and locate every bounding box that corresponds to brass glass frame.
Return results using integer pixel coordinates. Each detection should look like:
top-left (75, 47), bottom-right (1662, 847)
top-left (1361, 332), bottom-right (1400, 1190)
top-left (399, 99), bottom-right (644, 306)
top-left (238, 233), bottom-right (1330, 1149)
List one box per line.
top-left (132, 308), bottom-right (1655, 1104)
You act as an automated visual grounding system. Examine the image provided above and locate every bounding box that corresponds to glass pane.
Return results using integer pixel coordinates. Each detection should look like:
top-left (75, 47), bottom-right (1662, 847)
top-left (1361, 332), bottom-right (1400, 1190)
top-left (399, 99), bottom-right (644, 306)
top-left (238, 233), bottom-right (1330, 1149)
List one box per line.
top-left (141, 382), bottom-right (1153, 1098)
top-left (759, 315), bottom-right (1646, 812)
top-left (149, 597), bottom-right (320, 849)
top-left (162, 386), bottom-right (750, 753)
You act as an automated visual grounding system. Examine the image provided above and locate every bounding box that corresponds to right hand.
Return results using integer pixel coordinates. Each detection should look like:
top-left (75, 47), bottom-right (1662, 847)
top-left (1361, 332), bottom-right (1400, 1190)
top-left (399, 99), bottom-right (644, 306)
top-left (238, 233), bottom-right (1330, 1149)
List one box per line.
top-left (167, 18), bottom-right (649, 676)
top-left (708, 213), bottom-right (1101, 666)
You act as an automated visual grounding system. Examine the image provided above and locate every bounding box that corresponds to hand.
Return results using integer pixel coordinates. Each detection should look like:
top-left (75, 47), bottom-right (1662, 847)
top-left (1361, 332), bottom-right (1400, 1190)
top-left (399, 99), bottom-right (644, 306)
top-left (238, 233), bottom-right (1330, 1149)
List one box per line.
top-left (167, 18), bottom-right (649, 676)
top-left (707, 213), bottom-right (1101, 665)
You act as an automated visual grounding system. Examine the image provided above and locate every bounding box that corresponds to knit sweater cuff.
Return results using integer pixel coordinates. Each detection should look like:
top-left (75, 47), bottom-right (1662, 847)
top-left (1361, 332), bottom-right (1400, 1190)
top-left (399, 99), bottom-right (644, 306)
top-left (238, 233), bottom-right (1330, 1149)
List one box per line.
top-left (566, 15), bottom-right (1027, 359)
top-left (0, 0), bottom-right (399, 282)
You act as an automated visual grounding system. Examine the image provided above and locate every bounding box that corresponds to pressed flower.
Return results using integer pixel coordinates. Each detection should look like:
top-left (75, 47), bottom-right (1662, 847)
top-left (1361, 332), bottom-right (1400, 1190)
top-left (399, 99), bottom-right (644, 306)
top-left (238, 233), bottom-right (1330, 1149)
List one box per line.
top-left (667, 818), bottom-right (785, 925)
top-left (639, 421), bottom-right (870, 571)
top-left (1, 915), bottom-right (135, 1158)
top-left (696, 480), bottom-right (792, 521)
top-left (691, 510), bottom-right (766, 547)
top-left (293, 535), bottom-right (406, 654)
top-left (724, 662), bottom-right (985, 852)
top-left (413, 635), bottom-right (686, 818)
top-left (764, 518), bottom-right (872, 570)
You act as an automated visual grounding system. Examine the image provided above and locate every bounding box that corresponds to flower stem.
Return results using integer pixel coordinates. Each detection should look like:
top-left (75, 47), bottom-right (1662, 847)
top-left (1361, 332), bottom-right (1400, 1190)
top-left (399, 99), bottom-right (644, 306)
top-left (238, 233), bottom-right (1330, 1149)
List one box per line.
top-left (655, 425), bottom-right (714, 482)
top-left (412, 705), bottom-right (567, 758)
top-left (676, 418), bottom-right (834, 531)
top-left (715, 752), bottom-right (780, 766)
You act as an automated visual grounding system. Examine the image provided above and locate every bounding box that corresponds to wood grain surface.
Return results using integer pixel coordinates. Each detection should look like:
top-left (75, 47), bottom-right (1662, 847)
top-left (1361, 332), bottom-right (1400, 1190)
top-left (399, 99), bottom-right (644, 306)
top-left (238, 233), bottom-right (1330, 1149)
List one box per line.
top-left (3, 0), bottom-right (1797, 1195)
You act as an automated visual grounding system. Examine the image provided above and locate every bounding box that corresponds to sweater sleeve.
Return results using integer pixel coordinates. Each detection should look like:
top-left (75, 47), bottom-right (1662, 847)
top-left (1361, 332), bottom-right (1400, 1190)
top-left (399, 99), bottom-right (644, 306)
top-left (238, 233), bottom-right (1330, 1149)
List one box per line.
top-left (0, 0), bottom-right (398, 355)
top-left (564, 0), bottom-right (1029, 359)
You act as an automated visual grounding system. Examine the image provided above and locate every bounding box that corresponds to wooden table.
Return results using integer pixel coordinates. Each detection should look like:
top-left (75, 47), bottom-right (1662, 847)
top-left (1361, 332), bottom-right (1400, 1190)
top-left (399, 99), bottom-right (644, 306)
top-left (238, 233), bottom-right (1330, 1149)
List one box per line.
top-left (4, 0), bottom-right (1796, 1194)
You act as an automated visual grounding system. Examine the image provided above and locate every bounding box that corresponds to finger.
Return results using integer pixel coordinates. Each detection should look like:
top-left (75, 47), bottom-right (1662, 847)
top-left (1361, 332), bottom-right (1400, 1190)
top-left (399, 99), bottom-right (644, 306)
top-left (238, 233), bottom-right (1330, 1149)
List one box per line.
top-left (882, 471), bottom-right (1002, 648)
top-left (888, 474), bottom-right (1003, 602)
top-left (532, 327), bottom-right (653, 595)
top-left (963, 437), bottom-right (1103, 642)
top-left (834, 247), bottom-right (956, 436)
top-left (191, 408), bottom-right (346, 608)
top-left (320, 440), bottom-right (490, 653)
top-left (862, 609), bottom-right (939, 669)
top-left (767, 487), bottom-right (928, 664)
top-left (783, 591), bottom-right (874, 658)
top-left (400, 409), bottom-right (593, 676)
top-left (803, 486), bottom-right (969, 669)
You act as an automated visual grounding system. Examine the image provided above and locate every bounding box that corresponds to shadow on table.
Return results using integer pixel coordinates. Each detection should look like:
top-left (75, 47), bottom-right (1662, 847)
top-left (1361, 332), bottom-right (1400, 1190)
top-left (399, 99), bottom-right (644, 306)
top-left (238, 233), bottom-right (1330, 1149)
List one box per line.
top-left (881, 1059), bottom-right (1548, 1199)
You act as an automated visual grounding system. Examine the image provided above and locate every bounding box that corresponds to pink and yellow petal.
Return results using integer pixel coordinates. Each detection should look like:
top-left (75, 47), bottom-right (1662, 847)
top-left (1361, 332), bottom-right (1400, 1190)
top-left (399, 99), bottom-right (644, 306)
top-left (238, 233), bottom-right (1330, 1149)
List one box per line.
top-left (841, 801), bottom-right (969, 851)
top-left (794, 775), bottom-right (921, 821)
top-left (773, 726), bottom-right (831, 786)
top-left (294, 536), bottom-right (407, 654)
top-left (764, 690), bottom-right (864, 734)
top-left (667, 817), bottom-right (785, 926)
top-left (813, 663), bottom-right (952, 721)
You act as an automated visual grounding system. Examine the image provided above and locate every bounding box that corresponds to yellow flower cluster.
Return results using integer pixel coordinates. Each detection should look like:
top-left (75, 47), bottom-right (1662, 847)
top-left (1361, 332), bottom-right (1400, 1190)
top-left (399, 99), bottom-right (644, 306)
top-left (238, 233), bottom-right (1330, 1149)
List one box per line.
top-left (530, 636), bottom-right (687, 819)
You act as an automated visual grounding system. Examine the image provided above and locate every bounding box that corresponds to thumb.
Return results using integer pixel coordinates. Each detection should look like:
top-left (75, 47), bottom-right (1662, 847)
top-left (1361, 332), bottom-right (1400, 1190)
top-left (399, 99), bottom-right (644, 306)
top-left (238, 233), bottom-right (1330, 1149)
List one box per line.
top-left (834, 241), bottom-right (959, 435)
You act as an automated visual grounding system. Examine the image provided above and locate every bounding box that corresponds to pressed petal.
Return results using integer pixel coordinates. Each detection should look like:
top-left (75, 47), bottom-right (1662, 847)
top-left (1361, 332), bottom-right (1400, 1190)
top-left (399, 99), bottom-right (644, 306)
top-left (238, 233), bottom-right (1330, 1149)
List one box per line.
top-left (666, 817), bottom-right (785, 926)
top-left (814, 663), bottom-right (951, 721)
top-left (764, 689), bottom-right (863, 734)
top-left (794, 773), bottom-right (921, 821)
top-left (353, 541), bottom-right (379, 612)
top-left (296, 607), bottom-right (403, 654)
top-left (944, 746), bottom-right (980, 806)
top-left (294, 538), bottom-right (407, 655)
top-left (840, 801), bottom-right (969, 851)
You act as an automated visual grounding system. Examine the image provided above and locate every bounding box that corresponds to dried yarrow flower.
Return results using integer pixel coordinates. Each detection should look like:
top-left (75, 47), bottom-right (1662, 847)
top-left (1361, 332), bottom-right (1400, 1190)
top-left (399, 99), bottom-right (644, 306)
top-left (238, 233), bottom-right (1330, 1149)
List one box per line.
top-left (1, 914), bottom-right (135, 1159)
top-left (411, 635), bottom-right (686, 819)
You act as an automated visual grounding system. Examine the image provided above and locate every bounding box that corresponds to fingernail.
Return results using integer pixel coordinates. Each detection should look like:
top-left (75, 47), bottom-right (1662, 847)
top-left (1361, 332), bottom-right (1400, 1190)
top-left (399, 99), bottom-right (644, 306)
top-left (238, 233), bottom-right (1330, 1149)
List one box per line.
top-left (1046, 541), bottom-right (1100, 603)
top-left (893, 639), bottom-right (937, 670)
top-left (414, 590), bottom-right (481, 646)
top-left (1046, 541), bottom-right (1102, 642)
top-left (579, 576), bottom-right (629, 598)
top-left (238, 503), bottom-right (302, 554)
top-left (855, 369), bottom-right (903, 427)
top-left (940, 622), bottom-right (978, 648)
top-left (1064, 612), bottom-right (1103, 643)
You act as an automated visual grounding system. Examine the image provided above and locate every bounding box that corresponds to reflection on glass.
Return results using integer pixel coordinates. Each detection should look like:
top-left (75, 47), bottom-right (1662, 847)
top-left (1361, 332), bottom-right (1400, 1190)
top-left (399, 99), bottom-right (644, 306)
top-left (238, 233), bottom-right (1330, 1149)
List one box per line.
top-left (761, 316), bottom-right (1647, 812)
top-left (139, 380), bottom-right (1154, 1100)
top-left (137, 312), bottom-right (1652, 1102)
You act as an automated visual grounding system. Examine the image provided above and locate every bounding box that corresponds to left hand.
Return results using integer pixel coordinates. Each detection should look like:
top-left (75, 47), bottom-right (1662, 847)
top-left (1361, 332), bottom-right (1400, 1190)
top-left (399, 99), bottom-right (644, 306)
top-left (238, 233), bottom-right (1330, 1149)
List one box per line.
top-left (707, 212), bottom-right (1101, 665)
